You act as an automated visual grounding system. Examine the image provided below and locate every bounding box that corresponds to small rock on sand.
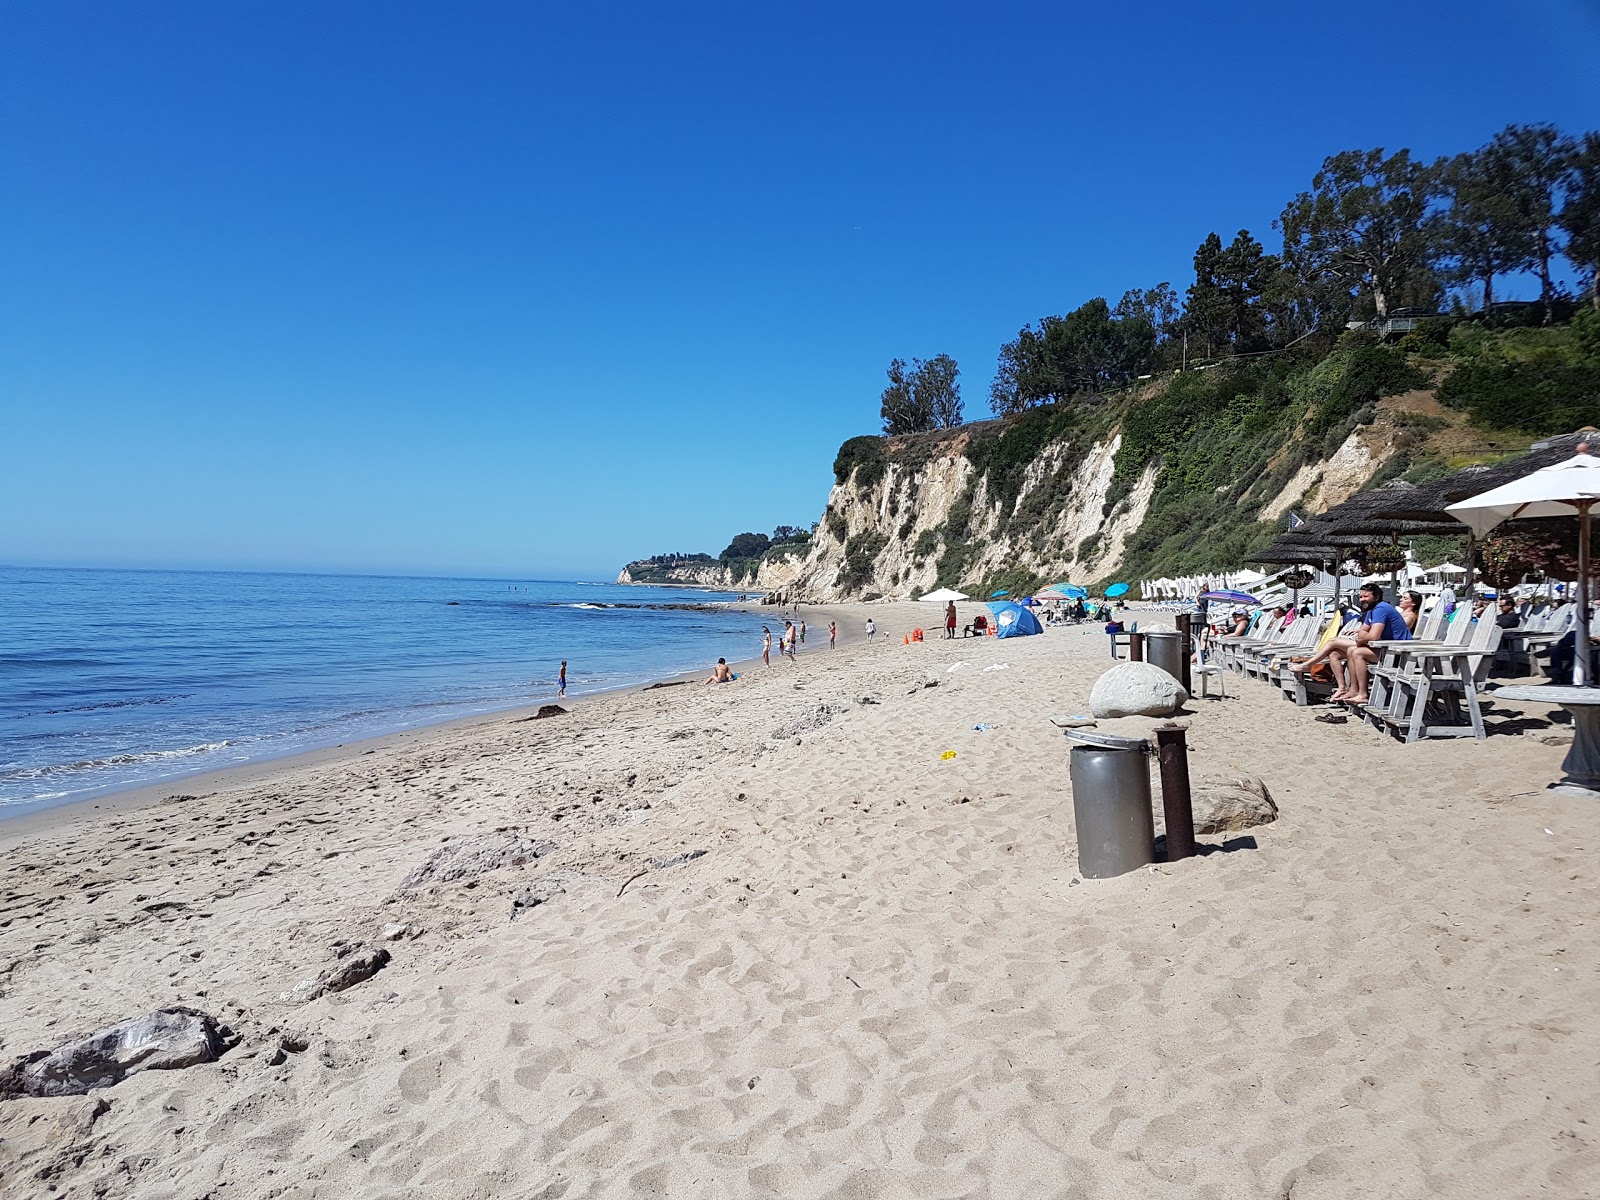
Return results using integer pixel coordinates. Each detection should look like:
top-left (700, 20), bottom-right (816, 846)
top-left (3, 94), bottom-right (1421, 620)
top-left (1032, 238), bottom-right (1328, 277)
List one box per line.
top-left (1189, 774), bottom-right (1278, 834)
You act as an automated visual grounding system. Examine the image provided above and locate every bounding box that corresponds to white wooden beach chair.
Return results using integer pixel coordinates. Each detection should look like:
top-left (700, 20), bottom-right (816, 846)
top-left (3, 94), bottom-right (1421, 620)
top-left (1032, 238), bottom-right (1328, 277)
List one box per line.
top-left (1364, 617), bottom-right (1504, 742)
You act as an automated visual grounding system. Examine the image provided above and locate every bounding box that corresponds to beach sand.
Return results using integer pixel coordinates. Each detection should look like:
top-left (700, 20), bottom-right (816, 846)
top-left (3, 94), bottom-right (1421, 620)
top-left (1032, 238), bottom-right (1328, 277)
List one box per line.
top-left (1, 603), bottom-right (1595, 1198)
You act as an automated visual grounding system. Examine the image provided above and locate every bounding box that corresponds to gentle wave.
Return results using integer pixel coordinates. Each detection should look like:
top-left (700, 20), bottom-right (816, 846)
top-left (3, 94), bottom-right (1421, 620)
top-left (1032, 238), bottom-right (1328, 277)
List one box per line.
top-left (5, 694), bottom-right (191, 719)
top-left (0, 741), bottom-right (233, 782)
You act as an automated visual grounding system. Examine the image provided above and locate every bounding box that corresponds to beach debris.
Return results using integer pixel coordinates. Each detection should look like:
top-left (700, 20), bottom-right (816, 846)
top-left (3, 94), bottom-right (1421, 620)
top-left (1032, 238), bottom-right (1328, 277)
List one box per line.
top-left (1, 1007), bottom-right (238, 1100)
top-left (285, 946), bottom-right (391, 1004)
top-left (947, 662), bottom-right (970, 673)
top-left (941, 750), bottom-right (957, 761)
top-left (380, 923), bottom-right (425, 941)
top-left (973, 723), bottom-right (993, 732)
top-left (1314, 712), bottom-right (1348, 724)
top-left (510, 879), bottom-right (566, 919)
top-left (982, 663), bottom-right (1011, 672)
top-left (1049, 715), bottom-right (1097, 729)
top-left (1184, 775), bottom-right (1278, 834)
top-left (534, 705), bottom-right (568, 719)
top-left (908, 678), bottom-right (940, 694)
top-left (1089, 662), bottom-right (1188, 719)
top-left (643, 680), bottom-right (691, 690)
top-left (398, 833), bottom-right (554, 891)
top-left (617, 848), bottom-right (708, 898)
top-left (857, 693), bottom-right (882, 705)
top-left (647, 848), bottom-right (708, 870)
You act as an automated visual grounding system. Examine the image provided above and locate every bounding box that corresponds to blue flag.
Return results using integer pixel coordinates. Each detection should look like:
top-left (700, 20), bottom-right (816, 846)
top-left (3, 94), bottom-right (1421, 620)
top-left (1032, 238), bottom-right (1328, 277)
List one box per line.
top-left (1287, 512), bottom-right (1305, 530)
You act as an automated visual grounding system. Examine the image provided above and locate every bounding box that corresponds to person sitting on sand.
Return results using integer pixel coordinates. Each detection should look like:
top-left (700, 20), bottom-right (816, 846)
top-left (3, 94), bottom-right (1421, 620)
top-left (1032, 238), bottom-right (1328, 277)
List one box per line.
top-left (705, 658), bottom-right (734, 684)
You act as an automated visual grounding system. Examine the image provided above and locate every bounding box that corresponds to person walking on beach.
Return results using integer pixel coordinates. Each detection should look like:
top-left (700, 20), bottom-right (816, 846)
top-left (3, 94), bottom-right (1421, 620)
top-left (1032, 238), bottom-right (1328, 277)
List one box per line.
top-left (865, 617), bottom-right (876, 641)
top-left (829, 620), bottom-right (836, 649)
top-left (762, 627), bottom-right (772, 666)
top-left (945, 601), bottom-right (957, 640)
top-left (782, 621), bottom-right (797, 661)
top-left (799, 620), bottom-right (807, 645)
top-left (558, 660), bottom-right (567, 698)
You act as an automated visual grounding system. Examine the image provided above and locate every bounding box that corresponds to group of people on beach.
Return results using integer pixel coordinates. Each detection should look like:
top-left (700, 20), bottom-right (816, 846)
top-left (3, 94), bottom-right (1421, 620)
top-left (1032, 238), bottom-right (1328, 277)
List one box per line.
top-left (755, 618), bottom-right (837, 667)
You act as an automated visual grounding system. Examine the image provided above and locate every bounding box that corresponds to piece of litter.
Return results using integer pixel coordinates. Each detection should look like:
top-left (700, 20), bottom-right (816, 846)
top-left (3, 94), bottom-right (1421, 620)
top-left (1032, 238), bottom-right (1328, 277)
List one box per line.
top-left (1545, 828), bottom-right (1554, 835)
top-left (947, 662), bottom-right (970, 673)
top-left (940, 750), bottom-right (957, 761)
top-left (973, 723), bottom-right (993, 732)
top-left (983, 663), bottom-right (1011, 672)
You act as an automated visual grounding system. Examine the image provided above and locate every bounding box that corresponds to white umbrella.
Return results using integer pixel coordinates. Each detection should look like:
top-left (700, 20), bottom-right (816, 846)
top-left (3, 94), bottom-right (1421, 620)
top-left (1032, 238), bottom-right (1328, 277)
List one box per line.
top-left (1427, 561), bottom-right (1467, 575)
top-left (917, 587), bottom-right (969, 603)
top-left (1446, 450), bottom-right (1600, 684)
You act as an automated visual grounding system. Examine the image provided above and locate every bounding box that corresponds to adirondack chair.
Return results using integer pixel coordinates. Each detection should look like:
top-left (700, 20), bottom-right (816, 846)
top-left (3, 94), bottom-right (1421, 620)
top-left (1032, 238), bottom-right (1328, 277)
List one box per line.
top-left (1273, 615), bottom-right (1358, 706)
top-left (1365, 618), bottom-right (1504, 742)
top-left (1222, 611), bottom-right (1299, 678)
top-left (1510, 603), bottom-right (1575, 677)
top-left (1242, 615), bottom-right (1319, 681)
top-left (1362, 607), bottom-right (1473, 730)
top-left (1212, 611), bottom-right (1271, 672)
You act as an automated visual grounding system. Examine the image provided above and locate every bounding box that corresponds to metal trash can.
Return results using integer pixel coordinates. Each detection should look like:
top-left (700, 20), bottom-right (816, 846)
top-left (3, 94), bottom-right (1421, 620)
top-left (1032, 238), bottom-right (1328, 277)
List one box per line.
top-left (1064, 728), bottom-right (1155, 878)
top-left (1143, 630), bottom-right (1184, 687)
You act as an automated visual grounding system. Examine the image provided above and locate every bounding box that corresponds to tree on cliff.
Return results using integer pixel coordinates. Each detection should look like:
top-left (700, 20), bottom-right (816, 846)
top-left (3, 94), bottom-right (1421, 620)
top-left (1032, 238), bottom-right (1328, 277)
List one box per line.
top-left (1277, 147), bottom-right (1442, 321)
top-left (1432, 140), bottom-right (1532, 312)
top-left (880, 354), bottom-right (963, 434)
top-left (989, 297), bottom-right (1149, 414)
top-left (720, 532), bottom-right (770, 560)
top-left (1487, 123), bottom-right (1577, 322)
top-left (1563, 132), bottom-right (1600, 309)
top-left (1184, 230), bottom-right (1274, 357)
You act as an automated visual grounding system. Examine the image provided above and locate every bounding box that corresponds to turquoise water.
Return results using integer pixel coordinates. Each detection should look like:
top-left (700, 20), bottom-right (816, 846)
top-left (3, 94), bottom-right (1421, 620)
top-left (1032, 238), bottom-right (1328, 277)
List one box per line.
top-left (0, 568), bottom-right (770, 815)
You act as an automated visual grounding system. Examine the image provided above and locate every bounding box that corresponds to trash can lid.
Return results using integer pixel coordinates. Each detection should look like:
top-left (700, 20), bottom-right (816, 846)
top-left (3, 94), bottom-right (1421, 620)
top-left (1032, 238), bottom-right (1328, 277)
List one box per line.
top-left (1063, 728), bottom-right (1150, 752)
top-left (1142, 629), bottom-right (1180, 640)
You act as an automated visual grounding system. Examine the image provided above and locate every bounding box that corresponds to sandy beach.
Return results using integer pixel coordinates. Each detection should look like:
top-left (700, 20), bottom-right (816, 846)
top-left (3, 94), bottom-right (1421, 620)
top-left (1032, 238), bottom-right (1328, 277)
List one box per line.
top-left (2, 602), bottom-right (1595, 1199)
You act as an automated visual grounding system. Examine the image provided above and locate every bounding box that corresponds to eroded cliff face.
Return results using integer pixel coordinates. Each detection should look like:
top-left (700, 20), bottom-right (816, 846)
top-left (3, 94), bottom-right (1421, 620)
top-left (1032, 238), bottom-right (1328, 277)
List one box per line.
top-left (769, 429), bottom-right (1160, 602)
top-left (615, 553), bottom-right (805, 592)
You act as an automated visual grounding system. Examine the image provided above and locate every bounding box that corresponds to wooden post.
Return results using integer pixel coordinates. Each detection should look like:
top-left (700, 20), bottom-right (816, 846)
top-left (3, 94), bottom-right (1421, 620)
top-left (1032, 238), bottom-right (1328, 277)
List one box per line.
top-left (1154, 725), bottom-right (1195, 862)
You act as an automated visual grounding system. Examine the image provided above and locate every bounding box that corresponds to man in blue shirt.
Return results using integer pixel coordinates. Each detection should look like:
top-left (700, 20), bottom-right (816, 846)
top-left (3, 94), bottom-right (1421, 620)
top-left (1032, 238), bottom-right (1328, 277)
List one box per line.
top-left (1328, 582), bottom-right (1411, 705)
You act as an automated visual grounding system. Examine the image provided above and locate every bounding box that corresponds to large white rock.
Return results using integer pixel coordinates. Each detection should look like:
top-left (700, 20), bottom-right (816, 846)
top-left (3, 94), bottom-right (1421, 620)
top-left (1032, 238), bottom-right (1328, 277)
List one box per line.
top-left (1089, 662), bottom-right (1188, 718)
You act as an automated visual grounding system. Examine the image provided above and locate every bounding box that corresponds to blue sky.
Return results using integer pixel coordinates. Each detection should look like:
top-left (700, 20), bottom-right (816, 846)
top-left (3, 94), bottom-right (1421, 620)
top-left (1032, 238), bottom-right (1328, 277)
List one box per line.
top-left (5, 2), bottom-right (1598, 578)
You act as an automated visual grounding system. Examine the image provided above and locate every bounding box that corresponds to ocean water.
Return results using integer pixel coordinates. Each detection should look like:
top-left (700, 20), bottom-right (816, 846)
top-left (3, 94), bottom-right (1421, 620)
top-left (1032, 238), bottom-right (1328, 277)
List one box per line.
top-left (0, 568), bottom-right (773, 816)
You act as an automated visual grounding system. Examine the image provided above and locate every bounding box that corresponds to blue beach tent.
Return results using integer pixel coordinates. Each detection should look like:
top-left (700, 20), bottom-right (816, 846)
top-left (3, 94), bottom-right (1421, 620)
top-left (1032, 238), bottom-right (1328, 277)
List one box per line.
top-left (987, 601), bottom-right (1043, 638)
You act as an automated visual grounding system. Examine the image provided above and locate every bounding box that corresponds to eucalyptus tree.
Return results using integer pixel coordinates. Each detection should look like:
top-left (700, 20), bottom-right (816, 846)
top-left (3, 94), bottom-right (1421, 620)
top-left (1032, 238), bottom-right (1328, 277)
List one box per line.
top-left (1277, 147), bottom-right (1444, 321)
top-left (1562, 131), bottom-right (1600, 309)
top-left (1432, 142), bottom-right (1532, 310)
top-left (880, 354), bottom-right (963, 434)
top-left (1488, 123), bottom-right (1577, 322)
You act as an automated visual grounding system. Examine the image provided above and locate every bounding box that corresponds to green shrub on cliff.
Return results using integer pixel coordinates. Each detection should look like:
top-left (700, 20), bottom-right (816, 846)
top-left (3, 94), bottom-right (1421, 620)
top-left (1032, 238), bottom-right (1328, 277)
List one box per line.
top-left (833, 436), bottom-right (886, 487)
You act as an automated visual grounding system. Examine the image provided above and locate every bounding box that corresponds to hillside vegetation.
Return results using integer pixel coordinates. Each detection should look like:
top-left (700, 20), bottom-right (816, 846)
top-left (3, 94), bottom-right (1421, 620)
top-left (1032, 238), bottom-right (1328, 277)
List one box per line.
top-left (824, 311), bottom-right (1599, 597)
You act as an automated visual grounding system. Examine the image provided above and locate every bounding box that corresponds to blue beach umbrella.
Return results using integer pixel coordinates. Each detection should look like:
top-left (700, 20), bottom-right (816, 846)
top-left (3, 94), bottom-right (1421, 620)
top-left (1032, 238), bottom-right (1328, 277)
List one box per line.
top-left (1063, 585), bottom-right (1088, 600)
top-left (990, 589), bottom-right (1010, 598)
top-left (1105, 582), bottom-right (1130, 598)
